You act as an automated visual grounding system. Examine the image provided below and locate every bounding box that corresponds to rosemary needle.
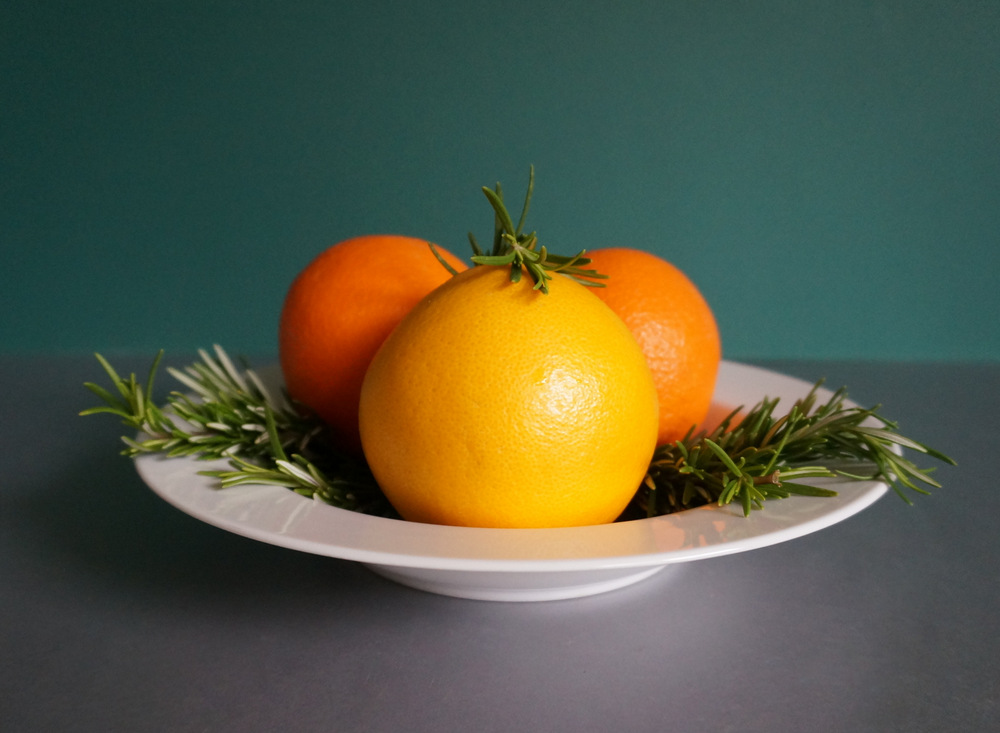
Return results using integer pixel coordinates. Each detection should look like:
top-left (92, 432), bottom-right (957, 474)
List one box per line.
top-left (82, 347), bottom-right (954, 519)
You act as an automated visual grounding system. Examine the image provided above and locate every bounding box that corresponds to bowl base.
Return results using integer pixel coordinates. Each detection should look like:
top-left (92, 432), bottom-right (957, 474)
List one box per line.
top-left (362, 563), bottom-right (668, 602)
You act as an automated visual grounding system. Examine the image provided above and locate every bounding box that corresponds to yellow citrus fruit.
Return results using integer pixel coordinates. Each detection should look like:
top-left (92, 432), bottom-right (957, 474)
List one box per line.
top-left (278, 235), bottom-right (466, 455)
top-left (358, 265), bottom-right (660, 529)
top-left (585, 248), bottom-right (721, 445)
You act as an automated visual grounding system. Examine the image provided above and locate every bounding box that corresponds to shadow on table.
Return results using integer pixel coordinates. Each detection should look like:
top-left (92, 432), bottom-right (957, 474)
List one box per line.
top-left (11, 444), bottom-right (398, 610)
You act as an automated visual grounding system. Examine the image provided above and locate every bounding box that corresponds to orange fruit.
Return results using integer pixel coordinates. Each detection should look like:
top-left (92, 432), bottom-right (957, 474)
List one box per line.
top-left (278, 235), bottom-right (467, 454)
top-left (585, 248), bottom-right (721, 446)
top-left (358, 265), bottom-right (660, 529)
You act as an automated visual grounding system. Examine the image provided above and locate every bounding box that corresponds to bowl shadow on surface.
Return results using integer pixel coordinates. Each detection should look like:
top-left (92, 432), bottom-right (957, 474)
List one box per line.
top-left (13, 446), bottom-right (392, 606)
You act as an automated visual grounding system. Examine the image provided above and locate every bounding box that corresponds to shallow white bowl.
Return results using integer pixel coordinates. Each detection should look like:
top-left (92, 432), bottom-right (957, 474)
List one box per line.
top-left (135, 361), bottom-right (887, 602)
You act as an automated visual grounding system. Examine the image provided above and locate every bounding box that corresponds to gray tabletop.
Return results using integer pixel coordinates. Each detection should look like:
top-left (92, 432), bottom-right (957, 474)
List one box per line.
top-left (2, 356), bottom-right (996, 732)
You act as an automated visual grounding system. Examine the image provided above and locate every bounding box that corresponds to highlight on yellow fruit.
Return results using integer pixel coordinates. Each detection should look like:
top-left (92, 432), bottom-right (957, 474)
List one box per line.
top-left (358, 265), bottom-right (660, 529)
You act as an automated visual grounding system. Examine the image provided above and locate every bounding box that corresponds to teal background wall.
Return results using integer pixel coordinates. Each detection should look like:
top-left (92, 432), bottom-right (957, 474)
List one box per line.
top-left (3, 1), bottom-right (998, 360)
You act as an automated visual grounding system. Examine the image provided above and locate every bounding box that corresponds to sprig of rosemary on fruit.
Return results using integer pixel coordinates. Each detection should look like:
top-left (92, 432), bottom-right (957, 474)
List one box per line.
top-left (80, 346), bottom-right (392, 515)
top-left (466, 166), bottom-right (607, 293)
top-left (83, 348), bottom-right (954, 520)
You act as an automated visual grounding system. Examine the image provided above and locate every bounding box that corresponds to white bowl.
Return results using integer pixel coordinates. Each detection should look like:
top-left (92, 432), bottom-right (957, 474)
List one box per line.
top-left (135, 361), bottom-right (887, 602)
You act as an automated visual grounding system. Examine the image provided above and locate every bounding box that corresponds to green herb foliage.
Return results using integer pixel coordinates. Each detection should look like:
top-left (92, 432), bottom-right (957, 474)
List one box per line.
top-left (466, 165), bottom-right (608, 293)
top-left (83, 347), bottom-right (954, 519)
top-left (628, 382), bottom-right (954, 518)
top-left (81, 346), bottom-right (392, 516)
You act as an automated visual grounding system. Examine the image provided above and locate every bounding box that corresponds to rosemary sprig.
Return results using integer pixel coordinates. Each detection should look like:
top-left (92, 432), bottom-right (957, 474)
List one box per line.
top-left (81, 346), bottom-right (391, 515)
top-left (83, 348), bottom-right (954, 520)
top-left (467, 166), bottom-right (608, 293)
top-left (632, 381), bottom-right (956, 518)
